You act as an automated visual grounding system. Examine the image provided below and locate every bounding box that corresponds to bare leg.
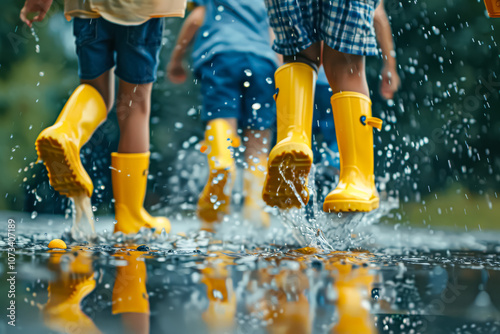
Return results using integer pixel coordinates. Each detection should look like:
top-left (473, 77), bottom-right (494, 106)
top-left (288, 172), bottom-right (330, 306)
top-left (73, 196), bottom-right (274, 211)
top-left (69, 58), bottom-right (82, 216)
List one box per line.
top-left (284, 42), bottom-right (322, 68)
top-left (221, 118), bottom-right (237, 133)
top-left (244, 129), bottom-right (270, 167)
top-left (80, 68), bottom-right (115, 112)
top-left (121, 313), bottom-right (150, 334)
top-left (116, 80), bottom-right (153, 153)
top-left (322, 45), bottom-right (368, 95)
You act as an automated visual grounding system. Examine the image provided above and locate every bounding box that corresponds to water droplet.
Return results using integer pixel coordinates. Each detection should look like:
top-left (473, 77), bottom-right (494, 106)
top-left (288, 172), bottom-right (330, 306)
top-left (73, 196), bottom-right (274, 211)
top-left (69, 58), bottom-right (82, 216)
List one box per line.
top-left (31, 211), bottom-right (38, 219)
top-left (215, 14), bottom-right (221, 21)
top-left (266, 77), bottom-right (273, 84)
top-left (252, 103), bottom-right (261, 110)
top-left (244, 69), bottom-right (252, 76)
top-left (243, 81), bottom-right (250, 87)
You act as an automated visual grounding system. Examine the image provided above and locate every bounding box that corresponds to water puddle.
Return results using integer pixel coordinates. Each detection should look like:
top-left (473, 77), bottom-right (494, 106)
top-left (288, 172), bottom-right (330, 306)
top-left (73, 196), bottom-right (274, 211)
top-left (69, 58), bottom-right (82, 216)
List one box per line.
top-left (2, 201), bottom-right (500, 334)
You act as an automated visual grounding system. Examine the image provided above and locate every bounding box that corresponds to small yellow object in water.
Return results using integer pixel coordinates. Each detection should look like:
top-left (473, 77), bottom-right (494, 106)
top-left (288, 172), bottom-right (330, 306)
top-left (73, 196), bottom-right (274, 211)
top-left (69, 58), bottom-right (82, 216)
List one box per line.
top-left (48, 239), bottom-right (67, 249)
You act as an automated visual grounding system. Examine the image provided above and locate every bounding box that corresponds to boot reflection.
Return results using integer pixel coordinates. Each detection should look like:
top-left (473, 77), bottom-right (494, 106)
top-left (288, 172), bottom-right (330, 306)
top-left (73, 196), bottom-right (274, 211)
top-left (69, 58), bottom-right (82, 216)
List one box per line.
top-left (43, 249), bottom-right (101, 334)
top-left (286, 248), bottom-right (376, 334)
top-left (247, 253), bottom-right (312, 334)
top-left (326, 251), bottom-right (376, 334)
top-left (112, 247), bottom-right (150, 334)
top-left (265, 269), bottom-right (311, 334)
top-left (201, 251), bottom-right (237, 333)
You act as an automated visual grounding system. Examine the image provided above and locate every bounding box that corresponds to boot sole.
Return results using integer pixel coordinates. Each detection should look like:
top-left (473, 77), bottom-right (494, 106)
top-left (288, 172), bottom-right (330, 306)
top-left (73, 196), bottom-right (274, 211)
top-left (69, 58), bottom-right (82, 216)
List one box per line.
top-left (197, 169), bottom-right (232, 223)
top-left (323, 198), bottom-right (379, 213)
top-left (36, 135), bottom-right (92, 198)
top-left (262, 150), bottom-right (312, 209)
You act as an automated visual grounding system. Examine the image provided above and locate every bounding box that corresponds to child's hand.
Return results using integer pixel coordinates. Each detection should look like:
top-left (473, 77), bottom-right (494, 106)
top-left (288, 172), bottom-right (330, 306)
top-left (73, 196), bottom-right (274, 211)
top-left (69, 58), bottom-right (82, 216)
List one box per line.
top-left (379, 65), bottom-right (400, 100)
top-left (20, 0), bottom-right (53, 27)
top-left (167, 60), bottom-right (187, 84)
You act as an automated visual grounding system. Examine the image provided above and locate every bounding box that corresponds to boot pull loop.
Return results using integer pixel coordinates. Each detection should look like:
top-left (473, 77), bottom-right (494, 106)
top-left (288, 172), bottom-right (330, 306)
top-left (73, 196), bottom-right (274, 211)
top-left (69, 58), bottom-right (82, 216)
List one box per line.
top-left (367, 117), bottom-right (383, 130)
top-left (200, 140), bottom-right (208, 153)
top-left (229, 135), bottom-right (241, 148)
top-left (360, 116), bottom-right (383, 130)
top-left (273, 88), bottom-right (279, 101)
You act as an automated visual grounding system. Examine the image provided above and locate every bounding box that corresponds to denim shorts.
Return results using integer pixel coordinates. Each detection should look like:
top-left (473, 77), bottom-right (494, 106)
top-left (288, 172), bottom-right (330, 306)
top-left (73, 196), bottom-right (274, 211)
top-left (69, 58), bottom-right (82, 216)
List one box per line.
top-left (196, 52), bottom-right (277, 130)
top-left (73, 17), bottom-right (163, 84)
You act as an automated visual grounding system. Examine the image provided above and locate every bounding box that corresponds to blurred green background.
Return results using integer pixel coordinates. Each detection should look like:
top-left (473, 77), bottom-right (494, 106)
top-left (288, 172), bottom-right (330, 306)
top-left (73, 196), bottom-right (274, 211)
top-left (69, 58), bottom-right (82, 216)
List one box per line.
top-left (0, 0), bottom-right (499, 230)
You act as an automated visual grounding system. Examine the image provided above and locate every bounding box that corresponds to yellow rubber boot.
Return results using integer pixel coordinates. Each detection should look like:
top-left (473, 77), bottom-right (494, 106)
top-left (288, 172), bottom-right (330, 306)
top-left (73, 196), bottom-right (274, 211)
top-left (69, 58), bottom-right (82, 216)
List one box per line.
top-left (44, 251), bottom-right (101, 334)
top-left (243, 154), bottom-right (270, 228)
top-left (323, 92), bottom-right (383, 213)
top-left (112, 250), bottom-right (149, 315)
top-left (111, 152), bottom-right (171, 234)
top-left (35, 84), bottom-right (107, 198)
top-left (262, 63), bottom-right (316, 209)
top-left (484, 0), bottom-right (500, 17)
top-left (197, 119), bottom-right (240, 224)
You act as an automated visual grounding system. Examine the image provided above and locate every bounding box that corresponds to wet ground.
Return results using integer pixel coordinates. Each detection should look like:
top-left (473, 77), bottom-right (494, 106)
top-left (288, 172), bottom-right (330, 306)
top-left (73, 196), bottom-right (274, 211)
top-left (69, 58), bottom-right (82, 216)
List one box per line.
top-left (2, 203), bottom-right (500, 334)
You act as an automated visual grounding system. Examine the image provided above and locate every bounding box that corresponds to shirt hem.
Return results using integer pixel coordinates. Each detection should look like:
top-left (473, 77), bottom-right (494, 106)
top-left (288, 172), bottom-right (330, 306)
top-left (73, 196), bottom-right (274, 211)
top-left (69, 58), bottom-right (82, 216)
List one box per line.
top-left (65, 10), bottom-right (185, 24)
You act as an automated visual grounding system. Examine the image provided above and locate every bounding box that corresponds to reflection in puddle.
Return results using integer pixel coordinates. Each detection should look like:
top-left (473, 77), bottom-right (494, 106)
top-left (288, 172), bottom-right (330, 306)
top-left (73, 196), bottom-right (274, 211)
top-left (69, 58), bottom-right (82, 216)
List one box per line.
top-left (3, 227), bottom-right (500, 334)
top-left (43, 249), bottom-right (100, 334)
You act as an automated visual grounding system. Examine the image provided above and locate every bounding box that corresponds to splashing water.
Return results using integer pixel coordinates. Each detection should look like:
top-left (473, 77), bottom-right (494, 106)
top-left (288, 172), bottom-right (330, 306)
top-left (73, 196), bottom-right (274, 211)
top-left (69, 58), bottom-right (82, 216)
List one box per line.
top-left (70, 193), bottom-right (96, 241)
top-left (278, 163), bottom-right (399, 250)
top-left (30, 27), bottom-right (40, 54)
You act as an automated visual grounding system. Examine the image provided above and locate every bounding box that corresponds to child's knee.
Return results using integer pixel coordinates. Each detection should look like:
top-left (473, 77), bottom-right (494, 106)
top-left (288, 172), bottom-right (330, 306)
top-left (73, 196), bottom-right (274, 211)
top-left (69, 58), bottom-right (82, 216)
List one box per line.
top-left (284, 54), bottom-right (320, 72)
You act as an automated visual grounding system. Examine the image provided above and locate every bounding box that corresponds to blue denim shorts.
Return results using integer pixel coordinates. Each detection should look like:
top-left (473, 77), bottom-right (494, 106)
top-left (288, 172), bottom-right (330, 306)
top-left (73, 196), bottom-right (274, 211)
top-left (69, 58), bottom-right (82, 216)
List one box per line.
top-left (196, 52), bottom-right (277, 130)
top-left (73, 17), bottom-right (163, 84)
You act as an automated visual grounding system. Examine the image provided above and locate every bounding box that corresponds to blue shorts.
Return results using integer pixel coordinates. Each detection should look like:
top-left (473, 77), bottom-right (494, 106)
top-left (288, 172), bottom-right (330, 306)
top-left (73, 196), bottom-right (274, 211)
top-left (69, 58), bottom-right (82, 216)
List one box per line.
top-left (73, 17), bottom-right (163, 84)
top-left (265, 0), bottom-right (379, 56)
top-left (196, 53), bottom-right (277, 130)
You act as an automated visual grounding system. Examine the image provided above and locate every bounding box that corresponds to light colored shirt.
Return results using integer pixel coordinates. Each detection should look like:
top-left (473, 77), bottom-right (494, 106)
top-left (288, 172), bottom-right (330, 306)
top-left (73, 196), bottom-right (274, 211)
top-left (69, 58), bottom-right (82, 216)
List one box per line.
top-left (64, 0), bottom-right (187, 25)
top-left (191, 0), bottom-right (277, 71)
